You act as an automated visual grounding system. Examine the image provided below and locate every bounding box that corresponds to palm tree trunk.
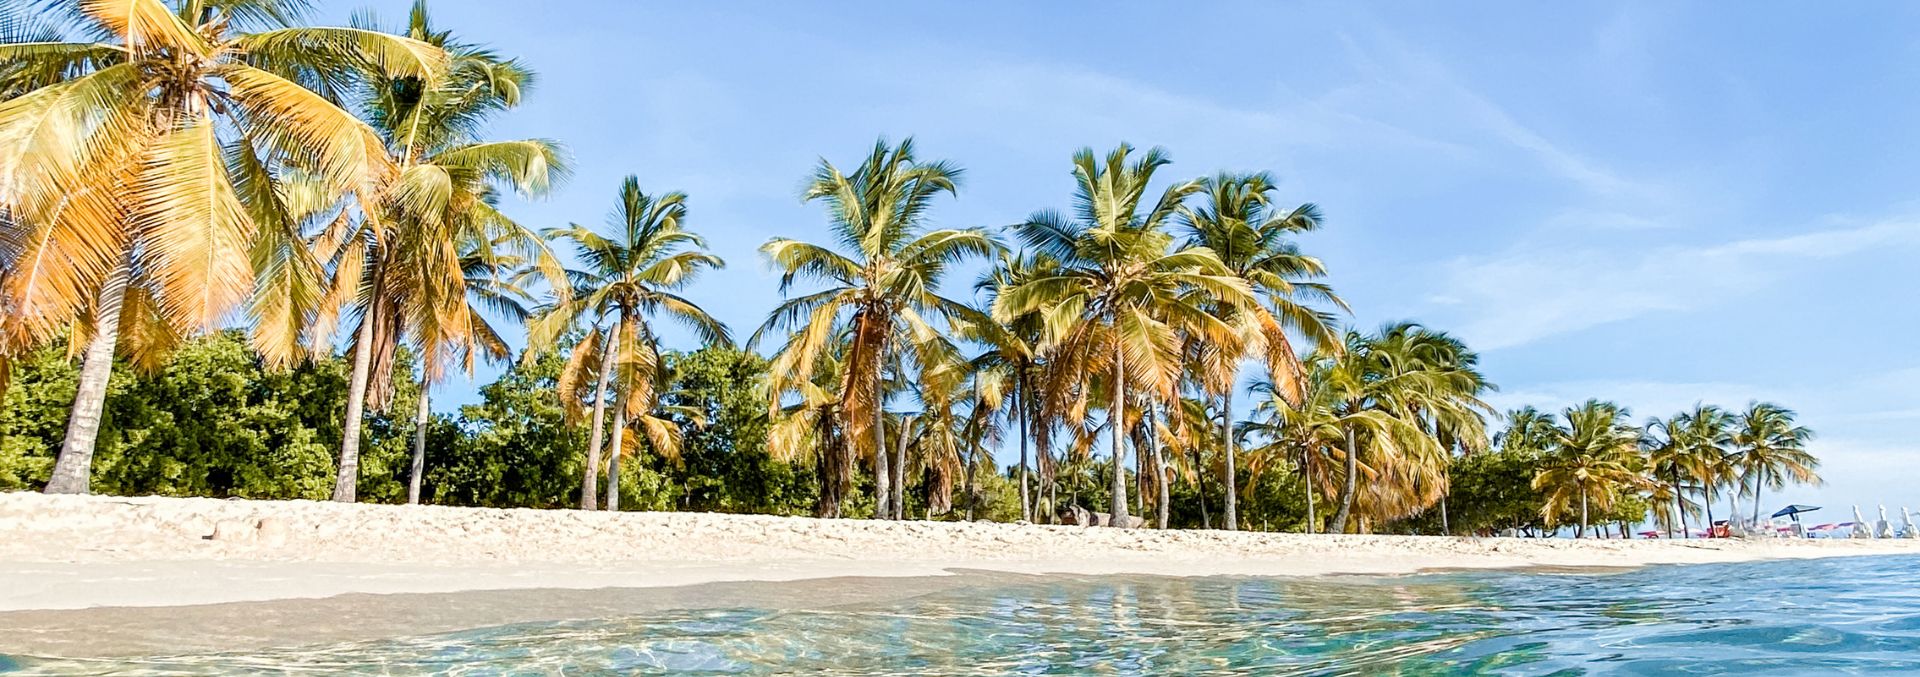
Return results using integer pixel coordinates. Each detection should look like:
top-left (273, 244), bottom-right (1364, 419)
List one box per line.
top-left (1439, 496), bottom-right (1450, 535)
top-left (1149, 403), bottom-right (1170, 529)
top-left (1303, 449), bottom-right (1317, 534)
top-left (1222, 389), bottom-right (1237, 531)
top-left (44, 260), bottom-right (132, 495)
top-left (1194, 444), bottom-right (1211, 529)
top-left (892, 415), bottom-right (910, 520)
top-left (1751, 482), bottom-right (1763, 527)
top-left (1329, 426), bottom-right (1359, 533)
top-left (965, 438), bottom-right (977, 522)
top-left (1109, 345), bottom-right (1129, 526)
top-left (407, 376), bottom-right (430, 505)
top-left (872, 356), bottom-right (890, 520)
top-left (1703, 487), bottom-right (1717, 537)
top-left (1017, 380), bottom-right (1032, 523)
top-left (605, 402), bottom-right (626, 512)
top-left (1578, 481), bottom-right (1589, 539)
top-left (1676, 491), bottom-right (1689, 538)
top-left (332, 302), bottom-right (380, 503)
top-left (581, 328), bottom-right (617, 510)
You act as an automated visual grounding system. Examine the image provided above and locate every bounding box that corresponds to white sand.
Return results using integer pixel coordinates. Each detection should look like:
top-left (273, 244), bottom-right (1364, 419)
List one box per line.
top-left (5, 491), bottom-right (1917, 612)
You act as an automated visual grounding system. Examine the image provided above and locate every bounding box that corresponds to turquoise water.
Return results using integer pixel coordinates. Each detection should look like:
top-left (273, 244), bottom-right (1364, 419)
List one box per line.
top-left (8, 555), bottom-right (1920, 675)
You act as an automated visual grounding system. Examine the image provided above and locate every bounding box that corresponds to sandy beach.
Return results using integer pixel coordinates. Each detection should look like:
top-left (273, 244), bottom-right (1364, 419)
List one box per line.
top-left (7, 491), bottom-right (1919, 610)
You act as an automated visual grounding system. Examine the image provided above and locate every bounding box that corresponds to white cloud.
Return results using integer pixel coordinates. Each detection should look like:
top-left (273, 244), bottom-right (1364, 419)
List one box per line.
top-left (1435, 218), bottom-right (1920, 350)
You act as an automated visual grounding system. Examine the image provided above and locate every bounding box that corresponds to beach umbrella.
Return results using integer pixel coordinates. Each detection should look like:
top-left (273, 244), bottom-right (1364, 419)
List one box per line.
top-left (1771, 504), bottom-right (1820, 522)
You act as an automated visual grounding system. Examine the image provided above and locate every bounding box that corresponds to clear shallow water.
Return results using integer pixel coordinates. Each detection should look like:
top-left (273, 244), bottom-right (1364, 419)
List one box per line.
top-left (8, 555), bottom-right (1920, 675)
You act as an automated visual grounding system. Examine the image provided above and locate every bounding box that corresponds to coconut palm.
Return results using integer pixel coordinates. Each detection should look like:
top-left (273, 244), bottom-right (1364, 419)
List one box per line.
top-left (1, 0), bottom-right (444, 494)
top-left (1495, 407), bottom-right (1559, 455)
top-left (1642, 412), bottom-right (1697, 538)
top-left (996, 144), bottom-right (1255, 526)
top-left (531, 177), bottom-right (729, 510)
top-left (1532, 400), bottom-right (1645, 538)
top-left (1177, 172), bottom-right (1343, 530)
top-left (320, 3), bottom-right (564, 502)
top-left (970, 250), bottom-right (1061, 522)
top-left (1730, 402), bottom-right (1820, 525)
top-left (1671, 403), bottom-right (1736, 532)
top-left (1314, 327), bottom-right (1468, 534)
top-left (405, 234), bottom-right (537, 504)
top-left (1367, 323), bottom-right (1492, 534)
top-left (753, 137), bottom-right (995, 519)
top-left (766, 342), bottom-right (853, 516)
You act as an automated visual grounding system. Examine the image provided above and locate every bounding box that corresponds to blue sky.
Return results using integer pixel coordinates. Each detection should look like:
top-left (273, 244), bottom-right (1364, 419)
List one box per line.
top-left (331, 2), bottom-right (1920, 515)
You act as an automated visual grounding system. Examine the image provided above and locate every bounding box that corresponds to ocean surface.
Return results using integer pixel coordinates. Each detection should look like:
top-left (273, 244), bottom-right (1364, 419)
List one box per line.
top-left (6, 555), bottom-right (1920, 675)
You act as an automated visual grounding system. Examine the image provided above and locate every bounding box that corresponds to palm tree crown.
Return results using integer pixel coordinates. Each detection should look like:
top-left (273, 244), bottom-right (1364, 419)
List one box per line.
top-left (2, 0), bottom-right (445, 494)
top-left (1532, 399), bottom-right (1644, 538)
top-left (1731, 401), bottom-right (1820, 525)
top-left (997, 144), bottom-right (1255, 525)
top-left (754, 137), bottom-right (995, 518)
top-left (534, 176), bottom-right (728, 510)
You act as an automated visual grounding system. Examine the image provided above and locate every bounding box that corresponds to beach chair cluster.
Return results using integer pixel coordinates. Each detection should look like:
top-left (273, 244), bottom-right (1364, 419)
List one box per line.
top-left (1762, 504), bottom-right (1919, 539)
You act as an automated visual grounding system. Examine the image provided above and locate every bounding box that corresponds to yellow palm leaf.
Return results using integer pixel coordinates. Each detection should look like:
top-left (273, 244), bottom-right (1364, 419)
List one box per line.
top-left (306, 224), bottom-right (365, 355)
top-left (115, 282), bottom-right (183, 374)
top-left (0, 65), bottom-right (146, 346)
top-left (217, 64), bottom-right (394, 199)
top-left (77, 0), bottom-right (210, 56)
top-left (128, 117), bottom-right (254, 331)
top-left (232, 140), bottom-right (326, 368)
top-left (231, 28), bottom-right (447, 81)
top-left (0, 61), bottom-right (144, 248)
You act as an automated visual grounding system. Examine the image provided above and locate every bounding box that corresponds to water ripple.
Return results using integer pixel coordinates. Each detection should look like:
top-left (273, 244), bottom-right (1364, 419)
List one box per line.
top-left (9, 555), bottom-right (1920, 675)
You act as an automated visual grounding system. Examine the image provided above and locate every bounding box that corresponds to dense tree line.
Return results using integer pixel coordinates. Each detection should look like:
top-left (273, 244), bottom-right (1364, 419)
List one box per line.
top-left (0, 331), bottom-right (828, 513)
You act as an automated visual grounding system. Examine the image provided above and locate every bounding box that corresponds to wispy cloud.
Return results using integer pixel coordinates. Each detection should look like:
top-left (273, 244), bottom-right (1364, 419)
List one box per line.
top-left (1433, 218), bottom-right (1920, 350)
top-left (1340, 28), bottom-right (1657, 201)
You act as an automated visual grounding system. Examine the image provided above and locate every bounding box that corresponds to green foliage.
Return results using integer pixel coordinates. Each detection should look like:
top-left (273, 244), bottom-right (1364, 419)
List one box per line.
top-left (655, 347), bottom-right (815, 515)
top-left (0, 337), bottom-right (829, 515)
top-left (0, 330), bottom-right (408, 499)
top-left (426, 350), bottom-right (585, 508)
top-left (1441, 450), bottom-right (1549, 535)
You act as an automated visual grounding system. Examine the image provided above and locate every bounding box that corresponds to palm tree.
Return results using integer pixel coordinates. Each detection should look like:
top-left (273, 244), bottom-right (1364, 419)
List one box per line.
top-left (406, 235), bottom-right (538, 504)
top-left (754, 137), bottom-right (995, 519)
top-left (1532, 400), bottom-right (1644, 538)
top-left (1316, 327), bottom-right (1465, 534)
top-left (1730, 402), bottom-right (1820, 526)
top-left (1, 0), bottom-right (444, 494)
top-left (766, 343), bottom-right (854, 516)
top-left (1643, 412), bottom-right (1696, 538)
top-left (1368, 323), bottom-right (1492, 534)
top-left (1177, 172), bottom-right (1343, 530)
top-left (970, 251), bottom-right (1059, 522)
top-left (532, 177), bottom-right (729, 511)
top-left (1673, 403), bottom-right (1735, 533)
top-left (1495, 406), bottom-right (1559, 455)
top-left (996, 144), bottom-right (1254, 526)
top-left (321, 3), bottom-right (564, 502)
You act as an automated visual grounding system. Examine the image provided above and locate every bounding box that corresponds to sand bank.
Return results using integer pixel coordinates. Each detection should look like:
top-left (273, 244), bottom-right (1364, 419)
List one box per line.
top-left (6, 492), bottom-right (1917, 613)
